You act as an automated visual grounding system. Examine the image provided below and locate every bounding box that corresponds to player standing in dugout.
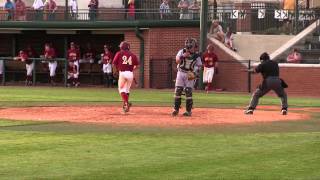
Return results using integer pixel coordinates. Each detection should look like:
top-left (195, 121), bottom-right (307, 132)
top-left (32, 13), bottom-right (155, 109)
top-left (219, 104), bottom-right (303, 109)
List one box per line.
top-left (244, 52), bottom-right (288, 115)
top-left (172, 38), bottom-right (202, 117)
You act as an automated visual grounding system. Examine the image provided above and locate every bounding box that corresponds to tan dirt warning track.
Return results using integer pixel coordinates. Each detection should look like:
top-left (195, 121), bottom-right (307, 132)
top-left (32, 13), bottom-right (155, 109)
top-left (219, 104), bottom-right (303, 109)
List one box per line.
top-left (0, 106), bottom-right (310, 127)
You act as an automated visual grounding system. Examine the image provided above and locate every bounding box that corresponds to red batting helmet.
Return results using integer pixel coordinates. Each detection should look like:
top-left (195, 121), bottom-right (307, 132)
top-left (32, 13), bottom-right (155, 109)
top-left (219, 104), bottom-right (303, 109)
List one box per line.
top-left (119, 41), bottom-right (130, 51)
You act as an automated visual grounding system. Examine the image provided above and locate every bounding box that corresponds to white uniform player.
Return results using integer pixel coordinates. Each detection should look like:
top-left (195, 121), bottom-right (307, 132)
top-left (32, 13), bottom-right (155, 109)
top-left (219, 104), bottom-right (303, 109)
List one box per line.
top-left (100, 45), bottom-right (114, 87)
top-left (67, 42), bottom-right (81, 86)
top-left (15, 50), bottom-right (34, 86)
top-left (44, 43), bottom-right (57, 85)
top-left (112, 41), bottom-right (139, 113)
top-left (202, 44), bottom-right (219, 93)
top-left (0, 60), bottom-right (3, 78)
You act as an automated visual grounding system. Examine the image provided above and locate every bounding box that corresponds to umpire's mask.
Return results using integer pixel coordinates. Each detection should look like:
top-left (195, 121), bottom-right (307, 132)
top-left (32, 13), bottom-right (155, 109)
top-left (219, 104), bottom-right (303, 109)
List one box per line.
top-left (260, 52), bottom-right (270, 62)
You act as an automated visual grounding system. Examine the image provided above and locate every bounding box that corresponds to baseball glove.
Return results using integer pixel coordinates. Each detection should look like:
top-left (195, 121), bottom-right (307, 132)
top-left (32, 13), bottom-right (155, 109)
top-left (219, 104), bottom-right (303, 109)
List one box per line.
top-left (187, 71), bottom-right (196, 80)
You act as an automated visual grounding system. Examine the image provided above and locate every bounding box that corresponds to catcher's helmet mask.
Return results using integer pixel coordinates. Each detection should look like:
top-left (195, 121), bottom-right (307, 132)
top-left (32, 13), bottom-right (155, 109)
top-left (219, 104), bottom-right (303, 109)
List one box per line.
top-left (184, 38), bottom-right (198, 50)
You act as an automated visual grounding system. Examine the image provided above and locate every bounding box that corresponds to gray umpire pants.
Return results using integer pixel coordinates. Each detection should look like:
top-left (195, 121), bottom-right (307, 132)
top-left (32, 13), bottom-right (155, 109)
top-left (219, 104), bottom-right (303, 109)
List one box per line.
top-left (249, 77), bottom-right (288, 110)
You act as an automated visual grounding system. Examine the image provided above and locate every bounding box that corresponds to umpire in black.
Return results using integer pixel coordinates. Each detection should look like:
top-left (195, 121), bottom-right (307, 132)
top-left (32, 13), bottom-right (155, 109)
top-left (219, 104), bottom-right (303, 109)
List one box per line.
top-left (245, 52), bottom-right (288, 115)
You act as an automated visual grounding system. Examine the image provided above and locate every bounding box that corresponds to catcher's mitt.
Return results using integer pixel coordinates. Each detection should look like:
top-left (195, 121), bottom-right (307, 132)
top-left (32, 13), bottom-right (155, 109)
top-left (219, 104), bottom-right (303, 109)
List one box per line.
top-left (187, 71), bottom-right (196, 80)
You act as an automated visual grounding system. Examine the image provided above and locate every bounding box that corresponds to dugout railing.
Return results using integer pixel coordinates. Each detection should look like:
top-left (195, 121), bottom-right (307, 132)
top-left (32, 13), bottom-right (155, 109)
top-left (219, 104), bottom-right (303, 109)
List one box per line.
top-left (0, 7), bottom-right (319, 35)
top-left (0, 57), bottom-right (67, 86)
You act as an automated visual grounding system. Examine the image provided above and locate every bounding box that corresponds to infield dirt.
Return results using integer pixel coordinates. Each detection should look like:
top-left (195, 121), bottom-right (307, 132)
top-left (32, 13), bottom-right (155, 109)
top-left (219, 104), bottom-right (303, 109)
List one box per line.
top-left (0, 106), bottom-right (311, 127)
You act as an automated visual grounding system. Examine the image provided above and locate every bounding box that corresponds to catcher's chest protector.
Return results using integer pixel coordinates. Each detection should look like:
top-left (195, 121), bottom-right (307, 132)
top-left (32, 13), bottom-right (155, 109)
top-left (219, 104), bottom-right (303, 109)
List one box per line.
top-left (179, 53), bottom-right (198, 72)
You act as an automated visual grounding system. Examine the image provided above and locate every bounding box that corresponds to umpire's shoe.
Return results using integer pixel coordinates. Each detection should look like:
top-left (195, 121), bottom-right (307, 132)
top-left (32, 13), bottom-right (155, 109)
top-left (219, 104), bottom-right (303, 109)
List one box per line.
top-left (244, 109), bottom-right (254, 115)
top-left (172, 110), bottom-right (179, 117)
top-left (281, 109), bottom-right (287, 115)
top-left (183, 111), bottom-right (192, 117)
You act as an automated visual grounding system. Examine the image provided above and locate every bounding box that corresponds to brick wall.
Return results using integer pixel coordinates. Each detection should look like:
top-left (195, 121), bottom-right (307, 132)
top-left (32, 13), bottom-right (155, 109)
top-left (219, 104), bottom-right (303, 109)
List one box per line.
top-left (210, 41), bottom-right (249, 92)
top-left (124, 27), bottom-right (250, 91)
top-left (252, 65), bottom-right (320, 96)
top-left (124, 27), bottom-right (200, 88)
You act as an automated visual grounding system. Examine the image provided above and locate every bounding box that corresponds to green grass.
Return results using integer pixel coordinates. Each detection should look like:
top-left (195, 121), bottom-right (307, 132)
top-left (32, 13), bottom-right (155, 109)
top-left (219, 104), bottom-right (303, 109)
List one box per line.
top-left (1, 86), bottom-right (320, 107)
top-left (0, 86), bottom-right (320, 179)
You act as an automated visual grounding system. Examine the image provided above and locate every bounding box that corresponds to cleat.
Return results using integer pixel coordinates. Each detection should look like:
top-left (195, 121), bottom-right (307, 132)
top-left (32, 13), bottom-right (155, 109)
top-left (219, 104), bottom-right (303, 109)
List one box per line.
top-left (123, 103), bottom-right (129, 113)
top-left (281, 109), bottom-right (287, 115)
top-left (244, 109), bottom-right (254, 115)
top-left (172, 110), bottom-right (179, 116)
top-left (183, 111), bottom-right (192, 117)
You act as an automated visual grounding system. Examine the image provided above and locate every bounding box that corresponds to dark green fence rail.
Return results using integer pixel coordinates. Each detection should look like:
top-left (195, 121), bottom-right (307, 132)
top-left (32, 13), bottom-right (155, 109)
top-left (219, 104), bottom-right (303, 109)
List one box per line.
top-left (0, 57), bottom-right (67, 87)
top-left (1, 7), bottom-right (319, 34)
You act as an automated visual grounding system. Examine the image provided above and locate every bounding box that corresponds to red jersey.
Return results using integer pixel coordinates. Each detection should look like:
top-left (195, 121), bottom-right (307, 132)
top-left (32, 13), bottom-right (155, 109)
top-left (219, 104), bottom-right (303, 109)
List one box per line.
top-left (44, 48), bottom-right (56, 60)
top-left (68, 63), bottom-right (78, 74)
top-left (25, 48), bottom-right (37, 58)
top-left (15, 1), bottom-right (26, 16)
top-left (128, 3), bottom-right (135, 17)
top-left (203, 52), bottom-right (218, 68)
top-left (67, 48), bottom-right (80, 62)
top-left (48, 1), bottom-right (57, 11)
top-left (18, 52), bottom-right (31, 64)
top-left (102, 52), bottom-right (113, 64)
top-left (113, 50), bottom-right (139, 72)
top-left (84, 49), bottom-right (95, 59)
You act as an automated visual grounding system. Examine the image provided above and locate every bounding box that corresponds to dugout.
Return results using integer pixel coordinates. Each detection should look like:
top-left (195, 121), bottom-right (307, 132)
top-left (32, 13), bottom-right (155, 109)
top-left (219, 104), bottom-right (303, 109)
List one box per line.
top-left (0, 31), bottom-right (124, 85)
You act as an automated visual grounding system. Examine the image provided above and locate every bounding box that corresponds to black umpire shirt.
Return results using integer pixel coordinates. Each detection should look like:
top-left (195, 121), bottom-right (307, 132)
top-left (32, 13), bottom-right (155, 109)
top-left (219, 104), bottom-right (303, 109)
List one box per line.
top-left (255, 60), bottom-right (279, 79)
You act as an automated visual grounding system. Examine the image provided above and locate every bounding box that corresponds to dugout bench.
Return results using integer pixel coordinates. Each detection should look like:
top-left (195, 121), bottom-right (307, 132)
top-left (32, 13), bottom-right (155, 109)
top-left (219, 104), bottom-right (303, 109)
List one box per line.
top-left (0, 57), bottom-right (107, 86)
top-left (0, 57), bottom-right (68, 86)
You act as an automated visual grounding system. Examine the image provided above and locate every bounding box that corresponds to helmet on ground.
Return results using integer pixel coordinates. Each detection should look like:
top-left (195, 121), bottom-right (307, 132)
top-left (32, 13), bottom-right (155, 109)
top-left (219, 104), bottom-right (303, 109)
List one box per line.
top-left (119, 41), bottom-right (130, 51)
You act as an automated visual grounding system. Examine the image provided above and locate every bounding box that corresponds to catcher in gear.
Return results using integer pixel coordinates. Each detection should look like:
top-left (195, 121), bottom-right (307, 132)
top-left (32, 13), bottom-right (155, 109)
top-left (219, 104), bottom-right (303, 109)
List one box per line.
top-left (172, 38), bottom-right (202, 117)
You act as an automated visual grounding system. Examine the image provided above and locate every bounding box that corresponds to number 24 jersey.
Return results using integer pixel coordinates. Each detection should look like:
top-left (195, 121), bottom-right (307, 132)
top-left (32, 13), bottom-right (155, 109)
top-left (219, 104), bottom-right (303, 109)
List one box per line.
top-left (112, 50), bottom-right (139, 72)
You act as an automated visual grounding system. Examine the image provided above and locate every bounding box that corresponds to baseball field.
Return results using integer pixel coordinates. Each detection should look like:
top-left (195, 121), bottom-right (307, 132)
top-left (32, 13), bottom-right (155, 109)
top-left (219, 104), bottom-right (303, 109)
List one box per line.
top-left (0, 86), bottom-right (320, 179)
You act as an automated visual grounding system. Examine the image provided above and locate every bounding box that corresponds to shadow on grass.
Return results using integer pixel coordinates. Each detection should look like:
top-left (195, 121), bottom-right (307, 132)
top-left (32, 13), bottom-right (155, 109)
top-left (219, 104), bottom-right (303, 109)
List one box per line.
top-left (1, 112), bottom-right (319, 135)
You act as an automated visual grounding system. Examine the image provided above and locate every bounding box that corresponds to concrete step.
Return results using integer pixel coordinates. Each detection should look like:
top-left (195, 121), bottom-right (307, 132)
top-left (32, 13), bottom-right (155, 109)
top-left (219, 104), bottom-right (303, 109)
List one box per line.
top-left (305, 36), bottom-right (320, 44)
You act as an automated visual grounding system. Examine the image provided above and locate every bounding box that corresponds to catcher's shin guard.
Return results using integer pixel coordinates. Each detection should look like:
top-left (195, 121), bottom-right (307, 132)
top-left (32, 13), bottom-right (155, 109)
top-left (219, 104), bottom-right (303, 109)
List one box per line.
top-left (185, 87), bottom-right (193, 112)
top-left (174, 86), bottom-right (183, 111)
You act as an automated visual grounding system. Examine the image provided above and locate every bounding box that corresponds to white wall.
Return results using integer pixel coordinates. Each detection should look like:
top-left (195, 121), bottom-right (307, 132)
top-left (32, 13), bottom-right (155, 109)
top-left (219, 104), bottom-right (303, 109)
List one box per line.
top-left (312, 0), bottom-right (320, 8)
top-left (233, 34), bottom-right (294, 60)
